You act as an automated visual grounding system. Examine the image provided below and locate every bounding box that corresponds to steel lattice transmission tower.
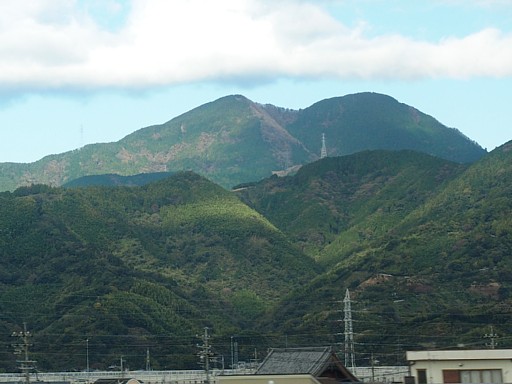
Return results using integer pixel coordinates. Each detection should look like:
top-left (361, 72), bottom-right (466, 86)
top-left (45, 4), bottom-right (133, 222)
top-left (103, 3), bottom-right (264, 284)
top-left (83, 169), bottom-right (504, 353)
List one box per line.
top-left (343, 289), bottom-right (356, 370)
top-left (197, 327), bottom-right (214, 384)
top-left (321, 133), bottom-right (327, 158)
top-left (11, 323), bottom-right (36, 384)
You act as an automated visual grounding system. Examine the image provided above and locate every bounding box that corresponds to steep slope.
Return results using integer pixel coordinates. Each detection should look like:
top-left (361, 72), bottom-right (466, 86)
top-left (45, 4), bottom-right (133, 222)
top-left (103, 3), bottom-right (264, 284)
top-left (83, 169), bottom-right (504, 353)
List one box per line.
top-left (316, 141), bottom-right (512, 277)
top-left (118, 95), bottom-right (312, 186)
top-left (0, 172), bottom-right (318, 371)
top-left (0, 93), bottom-right (486, 192)
top-left (385, 140), bottom-right (512, 275)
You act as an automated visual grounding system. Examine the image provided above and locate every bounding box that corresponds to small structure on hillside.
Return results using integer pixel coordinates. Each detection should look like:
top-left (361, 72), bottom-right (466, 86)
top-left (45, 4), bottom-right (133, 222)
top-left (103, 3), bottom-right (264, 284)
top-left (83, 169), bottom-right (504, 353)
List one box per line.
top-left (219, 346), bottom-right (359, 384)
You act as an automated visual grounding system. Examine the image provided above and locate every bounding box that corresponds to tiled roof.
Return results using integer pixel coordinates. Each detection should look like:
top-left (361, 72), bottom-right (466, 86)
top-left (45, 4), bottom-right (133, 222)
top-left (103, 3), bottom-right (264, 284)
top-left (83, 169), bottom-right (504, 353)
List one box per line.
top-left (255, 346), bottom-right (334, 376)
top-left (94, 378), bottom-right (141, 384)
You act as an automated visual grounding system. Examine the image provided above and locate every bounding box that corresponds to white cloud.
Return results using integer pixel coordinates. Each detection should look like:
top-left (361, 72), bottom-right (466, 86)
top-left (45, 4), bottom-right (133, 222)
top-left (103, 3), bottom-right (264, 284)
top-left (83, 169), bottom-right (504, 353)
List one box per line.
top-left (0, 0), bottom-right (511, 92)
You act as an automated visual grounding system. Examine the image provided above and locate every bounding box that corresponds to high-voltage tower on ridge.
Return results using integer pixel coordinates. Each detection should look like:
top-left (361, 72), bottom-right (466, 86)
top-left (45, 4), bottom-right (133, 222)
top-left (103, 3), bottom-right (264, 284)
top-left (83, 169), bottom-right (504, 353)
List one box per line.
top-left (343, 289), bottom-right (356, 370)
top-left (321, 133), bottom-right (327, 158)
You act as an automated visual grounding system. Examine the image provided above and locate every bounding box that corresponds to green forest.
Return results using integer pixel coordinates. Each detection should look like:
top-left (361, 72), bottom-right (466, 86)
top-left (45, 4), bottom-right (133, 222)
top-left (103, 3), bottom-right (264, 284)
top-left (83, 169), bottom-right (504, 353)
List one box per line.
top-left (1, 143), bottom-right (511, 372)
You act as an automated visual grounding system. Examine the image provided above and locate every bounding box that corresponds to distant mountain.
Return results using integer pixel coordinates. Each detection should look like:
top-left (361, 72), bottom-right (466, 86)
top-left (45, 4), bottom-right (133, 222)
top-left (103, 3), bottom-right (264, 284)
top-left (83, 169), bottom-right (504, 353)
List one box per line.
top-left (286, 92), bottom-right (486, 163)
top-left (0, 92), bottom-right (487, 192)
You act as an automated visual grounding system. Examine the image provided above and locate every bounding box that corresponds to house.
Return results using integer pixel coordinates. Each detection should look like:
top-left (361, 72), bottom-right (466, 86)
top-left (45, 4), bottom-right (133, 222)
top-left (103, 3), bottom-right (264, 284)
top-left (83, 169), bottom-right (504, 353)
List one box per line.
top-left (218, 346), bottom-right (359, 384)
top-left (406, 349), bottom-right (512, 384)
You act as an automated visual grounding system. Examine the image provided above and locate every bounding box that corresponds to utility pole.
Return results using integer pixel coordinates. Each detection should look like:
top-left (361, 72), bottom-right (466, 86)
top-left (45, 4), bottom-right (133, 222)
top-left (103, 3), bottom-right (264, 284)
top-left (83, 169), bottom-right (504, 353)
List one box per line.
top-left (86, 339), bottom-right (90, 383)
top-left (197, 327), bottom-right (214, 384)
top-left (370, 352), bottom-right (379, 382)
top-left (343, 289), bottom-right (356, 370)
top-left (120, 356), bottom-right (125, 378)
top-left (230, 336), bottom-right (235, 369)
top-left (234, 340), bottom-right (239, 369)
top-left (11, 323), bottom-right (36, 384)
top-left (146, 348), bottom-right (151, 371)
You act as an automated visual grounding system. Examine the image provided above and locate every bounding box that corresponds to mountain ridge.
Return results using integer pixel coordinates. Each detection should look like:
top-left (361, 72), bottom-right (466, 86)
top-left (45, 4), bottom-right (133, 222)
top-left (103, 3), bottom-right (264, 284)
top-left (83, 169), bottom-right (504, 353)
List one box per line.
top-left (0, 92), bottom-right (487, 192)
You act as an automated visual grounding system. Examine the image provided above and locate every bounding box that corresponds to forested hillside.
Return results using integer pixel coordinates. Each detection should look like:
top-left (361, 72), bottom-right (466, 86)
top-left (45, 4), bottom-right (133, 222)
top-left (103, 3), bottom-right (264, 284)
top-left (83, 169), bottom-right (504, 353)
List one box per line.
top-left (1, 144), bottom-right (510, 371)
top-left (0, 172), bottom-right (317, 371)
top-left (235, 150), bottom-right (468, 259)
top-left (248, 144), bottom-right (512, 363)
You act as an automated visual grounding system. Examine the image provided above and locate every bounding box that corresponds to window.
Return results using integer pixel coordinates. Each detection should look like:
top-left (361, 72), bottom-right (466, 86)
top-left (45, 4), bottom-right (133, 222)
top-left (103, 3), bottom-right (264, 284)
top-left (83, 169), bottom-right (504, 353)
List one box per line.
top-left (443, 370), bottom-right (460, 383)
top-left (418, 369), bottom-right (428, 384)
top-left (442, 369), bottom-right (502, 384)
top-left (461, 370), bottom-right (502, 384)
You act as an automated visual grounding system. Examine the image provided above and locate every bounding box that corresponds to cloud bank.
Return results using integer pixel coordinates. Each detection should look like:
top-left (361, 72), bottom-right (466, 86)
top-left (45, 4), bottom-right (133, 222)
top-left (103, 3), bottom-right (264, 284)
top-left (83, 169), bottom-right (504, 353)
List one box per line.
top-left (1, 0), bottom-right (512, 92)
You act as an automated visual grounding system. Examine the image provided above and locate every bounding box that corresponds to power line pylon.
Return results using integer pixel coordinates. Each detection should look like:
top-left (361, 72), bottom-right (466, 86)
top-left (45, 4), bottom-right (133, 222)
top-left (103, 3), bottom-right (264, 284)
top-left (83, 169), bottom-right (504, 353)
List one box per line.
top-left (11, 323), bottom-right (36, 384)
top-left (343, 289), bottom-right (355, 370)
top-left (484, 326), bottom-right (499, 349)
top-left (321, 133), bottom-right (327, 158)
top-left (197, 327), bottom-right (214, 384)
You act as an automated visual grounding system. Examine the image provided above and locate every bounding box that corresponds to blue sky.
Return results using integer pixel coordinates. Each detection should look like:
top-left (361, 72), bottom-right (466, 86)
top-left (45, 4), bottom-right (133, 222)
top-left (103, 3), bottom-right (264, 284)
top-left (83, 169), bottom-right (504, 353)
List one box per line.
top-left (0, 0), bottom-right (511, 163)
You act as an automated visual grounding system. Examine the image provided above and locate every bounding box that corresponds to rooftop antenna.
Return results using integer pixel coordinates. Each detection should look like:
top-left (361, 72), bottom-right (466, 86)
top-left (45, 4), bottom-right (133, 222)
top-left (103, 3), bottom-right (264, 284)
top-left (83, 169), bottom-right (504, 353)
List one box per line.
top-left (343, 289), bottom-right (355, 370)
top-left (321, 133), bottom-right (327, 158)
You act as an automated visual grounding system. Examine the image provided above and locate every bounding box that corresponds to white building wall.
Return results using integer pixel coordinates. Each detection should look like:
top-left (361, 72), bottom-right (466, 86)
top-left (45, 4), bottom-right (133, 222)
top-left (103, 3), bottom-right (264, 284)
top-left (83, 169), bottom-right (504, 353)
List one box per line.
top-left (406, 350), bottom-right (512, 384)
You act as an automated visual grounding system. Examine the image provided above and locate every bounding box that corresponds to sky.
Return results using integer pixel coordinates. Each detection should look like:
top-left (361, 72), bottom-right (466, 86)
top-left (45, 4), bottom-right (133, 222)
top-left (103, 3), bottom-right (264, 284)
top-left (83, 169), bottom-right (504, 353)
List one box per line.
top-left (0, 0), bottom-right (511, 163)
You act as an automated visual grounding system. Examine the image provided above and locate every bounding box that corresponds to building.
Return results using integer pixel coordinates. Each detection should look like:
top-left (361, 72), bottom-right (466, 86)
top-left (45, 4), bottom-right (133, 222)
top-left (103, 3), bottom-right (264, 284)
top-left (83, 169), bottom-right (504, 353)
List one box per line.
top-left (406, 349), bottom-right (512, 384)
top-left (219, 346), bottom-right (359, 384)
top-left (94, 379), bottom-right (143, 384)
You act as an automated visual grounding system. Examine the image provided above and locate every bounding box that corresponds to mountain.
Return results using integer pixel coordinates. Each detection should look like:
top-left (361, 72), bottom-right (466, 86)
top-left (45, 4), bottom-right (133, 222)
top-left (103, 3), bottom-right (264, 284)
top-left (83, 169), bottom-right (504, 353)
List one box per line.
top-left (238, 144), bottom-right (512, 361)
top-left (0, 145), bottom-right (511, 371)
top-left (0, 93), bottom-right (486, 192)
top-left (286, 92), bottom-right (486, 163)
